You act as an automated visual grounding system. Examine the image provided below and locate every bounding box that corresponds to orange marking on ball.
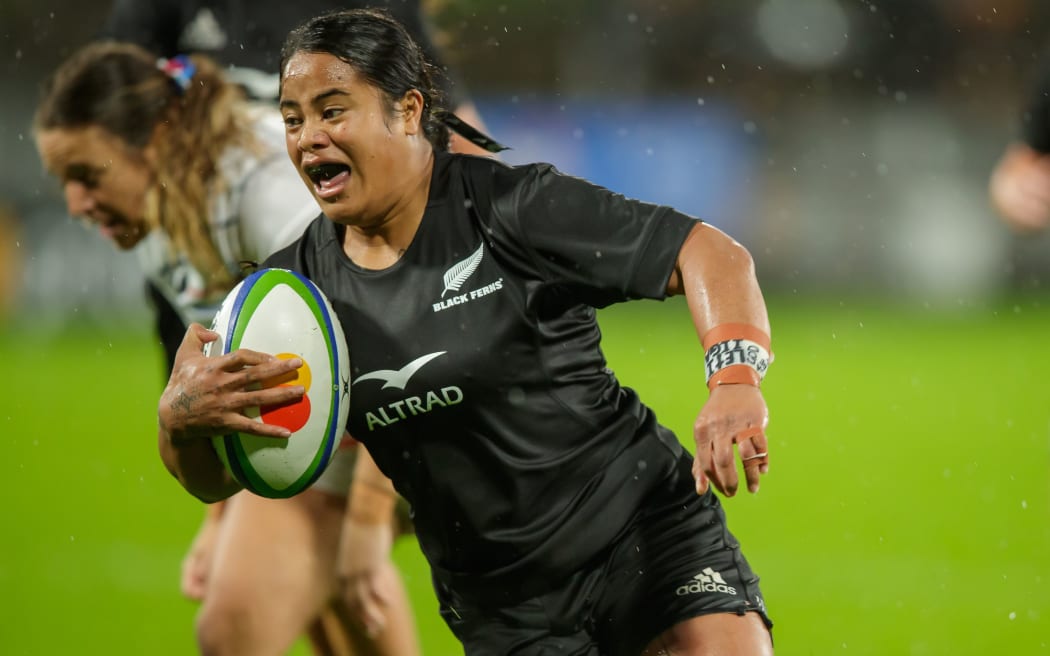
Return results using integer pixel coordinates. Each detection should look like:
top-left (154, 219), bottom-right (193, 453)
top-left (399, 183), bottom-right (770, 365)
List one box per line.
top-left (261, 353), bottom-right (313, 391)
top-left (259, 353), bottom-right (313, 432)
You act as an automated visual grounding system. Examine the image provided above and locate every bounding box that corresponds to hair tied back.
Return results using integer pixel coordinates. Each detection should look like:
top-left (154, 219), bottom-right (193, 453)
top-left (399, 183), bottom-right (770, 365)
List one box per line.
top-left (157, 55), bottom-right (196, 92)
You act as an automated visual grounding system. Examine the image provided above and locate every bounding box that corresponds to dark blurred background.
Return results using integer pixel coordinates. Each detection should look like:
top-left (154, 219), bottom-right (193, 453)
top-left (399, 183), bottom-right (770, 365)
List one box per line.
top-left (3, 0), bottom-right (1050, 328)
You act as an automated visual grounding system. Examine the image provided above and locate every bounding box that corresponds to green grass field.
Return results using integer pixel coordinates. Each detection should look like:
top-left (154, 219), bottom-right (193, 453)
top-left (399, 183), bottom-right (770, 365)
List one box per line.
top-left (1, 295), bottom-right (1047, 655)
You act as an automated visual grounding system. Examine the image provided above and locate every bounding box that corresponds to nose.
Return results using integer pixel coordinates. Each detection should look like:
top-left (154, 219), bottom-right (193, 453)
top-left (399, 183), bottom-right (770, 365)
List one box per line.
top-left (297, 119), bottom-right (333, 153)
top-left (63, 181), bottom-right (97, 218)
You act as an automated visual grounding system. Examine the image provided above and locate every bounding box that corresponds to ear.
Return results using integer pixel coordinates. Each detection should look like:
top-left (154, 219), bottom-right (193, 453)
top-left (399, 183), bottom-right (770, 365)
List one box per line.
top-left (142, 120), bottom-right (169, 166)
top-left (398, 89), bottom-right (425, 137)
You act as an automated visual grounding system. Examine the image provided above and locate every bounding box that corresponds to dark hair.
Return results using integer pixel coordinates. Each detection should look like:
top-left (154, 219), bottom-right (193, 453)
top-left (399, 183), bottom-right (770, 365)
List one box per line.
top-left (280, 8), bottom-right (450, 151)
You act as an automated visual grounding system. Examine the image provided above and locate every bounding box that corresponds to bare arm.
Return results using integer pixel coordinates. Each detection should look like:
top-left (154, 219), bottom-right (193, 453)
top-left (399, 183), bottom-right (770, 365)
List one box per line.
top-left (988, 142), bottom-right (1050, 233)
top-left (337, 444), bottom-right (399, 636)
top-left (667, 222), bottom-right (772, 497)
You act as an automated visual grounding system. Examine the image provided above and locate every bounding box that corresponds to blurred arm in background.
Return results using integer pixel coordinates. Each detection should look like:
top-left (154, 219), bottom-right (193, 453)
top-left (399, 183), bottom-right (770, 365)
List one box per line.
top-left (989, 53), bottom-right (1050, 233)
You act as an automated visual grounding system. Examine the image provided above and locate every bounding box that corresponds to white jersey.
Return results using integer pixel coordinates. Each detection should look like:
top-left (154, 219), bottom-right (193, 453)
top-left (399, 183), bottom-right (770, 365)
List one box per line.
top-left (136, 104), bottom-right (320, 328)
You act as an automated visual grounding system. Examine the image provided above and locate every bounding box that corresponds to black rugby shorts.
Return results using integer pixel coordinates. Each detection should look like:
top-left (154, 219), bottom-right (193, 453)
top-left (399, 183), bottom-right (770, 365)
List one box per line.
top-left (435, 454), bottom-right (773, 656)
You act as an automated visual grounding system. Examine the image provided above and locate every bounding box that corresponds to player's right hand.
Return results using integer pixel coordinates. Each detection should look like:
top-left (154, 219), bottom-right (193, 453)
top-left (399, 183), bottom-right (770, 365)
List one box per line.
top-left (158, 323), bottom-right (304, 442)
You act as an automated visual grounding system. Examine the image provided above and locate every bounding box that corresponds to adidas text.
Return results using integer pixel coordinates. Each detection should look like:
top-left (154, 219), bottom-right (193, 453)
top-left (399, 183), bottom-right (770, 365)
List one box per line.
top-left (676, 567), bottom-right (738, 597)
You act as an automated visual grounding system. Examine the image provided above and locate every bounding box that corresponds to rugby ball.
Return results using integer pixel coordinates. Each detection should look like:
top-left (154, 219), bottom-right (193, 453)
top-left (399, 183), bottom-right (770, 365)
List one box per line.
top-left (204, 268), bottom-right (349, 498)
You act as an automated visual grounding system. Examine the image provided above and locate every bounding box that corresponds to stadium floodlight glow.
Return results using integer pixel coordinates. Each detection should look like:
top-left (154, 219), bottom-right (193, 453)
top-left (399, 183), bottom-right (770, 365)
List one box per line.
top-left (755, 0), bottom-right (851, 71)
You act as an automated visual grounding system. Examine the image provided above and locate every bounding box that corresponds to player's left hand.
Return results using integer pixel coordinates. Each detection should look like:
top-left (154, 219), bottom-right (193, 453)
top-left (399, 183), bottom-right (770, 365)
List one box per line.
top-left (336, 519), bottom-right (395, 637)
top-left (692, 384), bottom-right (770, 497)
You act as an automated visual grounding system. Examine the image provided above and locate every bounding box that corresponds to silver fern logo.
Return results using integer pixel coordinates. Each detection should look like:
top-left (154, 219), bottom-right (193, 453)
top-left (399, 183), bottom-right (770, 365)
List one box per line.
top-left (441, 244), bottom-right (484, 297)
top-left (432, 243), bottom-right (504, 313)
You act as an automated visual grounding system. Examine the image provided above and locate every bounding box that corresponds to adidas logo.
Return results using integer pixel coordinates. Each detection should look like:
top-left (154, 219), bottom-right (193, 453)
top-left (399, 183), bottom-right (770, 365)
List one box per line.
top-left (178, 8), bottom-right (228, 51)
top-left (675, 567), bottom-right (738, 597)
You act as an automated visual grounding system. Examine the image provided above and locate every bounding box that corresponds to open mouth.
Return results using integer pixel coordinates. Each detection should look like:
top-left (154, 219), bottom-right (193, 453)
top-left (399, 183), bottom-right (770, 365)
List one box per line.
top-left (304, 163), bottom-right (351, 200)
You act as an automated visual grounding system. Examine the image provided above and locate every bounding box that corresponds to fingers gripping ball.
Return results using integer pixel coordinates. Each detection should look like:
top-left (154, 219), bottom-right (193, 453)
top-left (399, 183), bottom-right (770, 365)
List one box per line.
top-left (206, 268), bottom-right (351, 498)
top-left (259, 353), bottom-right (313, 433)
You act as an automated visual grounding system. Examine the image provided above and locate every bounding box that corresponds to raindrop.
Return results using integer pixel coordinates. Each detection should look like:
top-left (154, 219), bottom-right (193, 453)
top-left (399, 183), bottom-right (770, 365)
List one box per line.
top-left (697, 98), bottom-right (705, 106)
top-left (1009, 612), bottom-right (1016, 620)
top-left (507, 387), bottom-right (526, 405)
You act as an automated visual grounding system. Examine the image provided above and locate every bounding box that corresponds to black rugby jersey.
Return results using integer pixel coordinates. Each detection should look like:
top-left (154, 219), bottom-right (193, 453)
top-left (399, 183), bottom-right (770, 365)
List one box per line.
top-left (1024, 59), bottom-right (1050, 154)
top-left (266, 152), bottom-right (699, 594)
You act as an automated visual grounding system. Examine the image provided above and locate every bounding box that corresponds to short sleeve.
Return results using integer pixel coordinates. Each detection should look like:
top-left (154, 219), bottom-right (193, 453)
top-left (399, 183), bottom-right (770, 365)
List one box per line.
top-left (483, 163), bottom-right (699, 307)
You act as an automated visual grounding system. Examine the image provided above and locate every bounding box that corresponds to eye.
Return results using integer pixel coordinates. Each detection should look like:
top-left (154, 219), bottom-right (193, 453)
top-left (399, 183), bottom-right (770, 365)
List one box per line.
top-left (322, 107), bottom-right (343, 120)
top-left (283, 114), bottom-right (303, 129)
top-left (65, 164), bottom-right (103, 189)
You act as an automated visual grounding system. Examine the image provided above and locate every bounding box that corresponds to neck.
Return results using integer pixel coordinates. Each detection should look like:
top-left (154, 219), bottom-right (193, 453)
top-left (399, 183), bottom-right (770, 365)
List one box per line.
top-left (343, 149), bottom-right (435, 270)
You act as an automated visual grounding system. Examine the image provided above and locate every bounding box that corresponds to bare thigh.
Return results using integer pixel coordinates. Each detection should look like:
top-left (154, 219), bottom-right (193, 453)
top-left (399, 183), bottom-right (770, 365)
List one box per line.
top-left (201, 489), bottom-right (344, 654)
top-left (642, 612), bottom-right (773, 656)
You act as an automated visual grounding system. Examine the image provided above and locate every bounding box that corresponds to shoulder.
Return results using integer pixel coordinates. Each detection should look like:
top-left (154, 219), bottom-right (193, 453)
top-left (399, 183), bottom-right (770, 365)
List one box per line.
top-left (454, 154), bottom-right (561, 204)
top-left (264, 214), bottom-right (332, 268)
top-left (219, 106), bottom-right (305, 206)
top-left (245, 104), bottom-right (287, 142)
